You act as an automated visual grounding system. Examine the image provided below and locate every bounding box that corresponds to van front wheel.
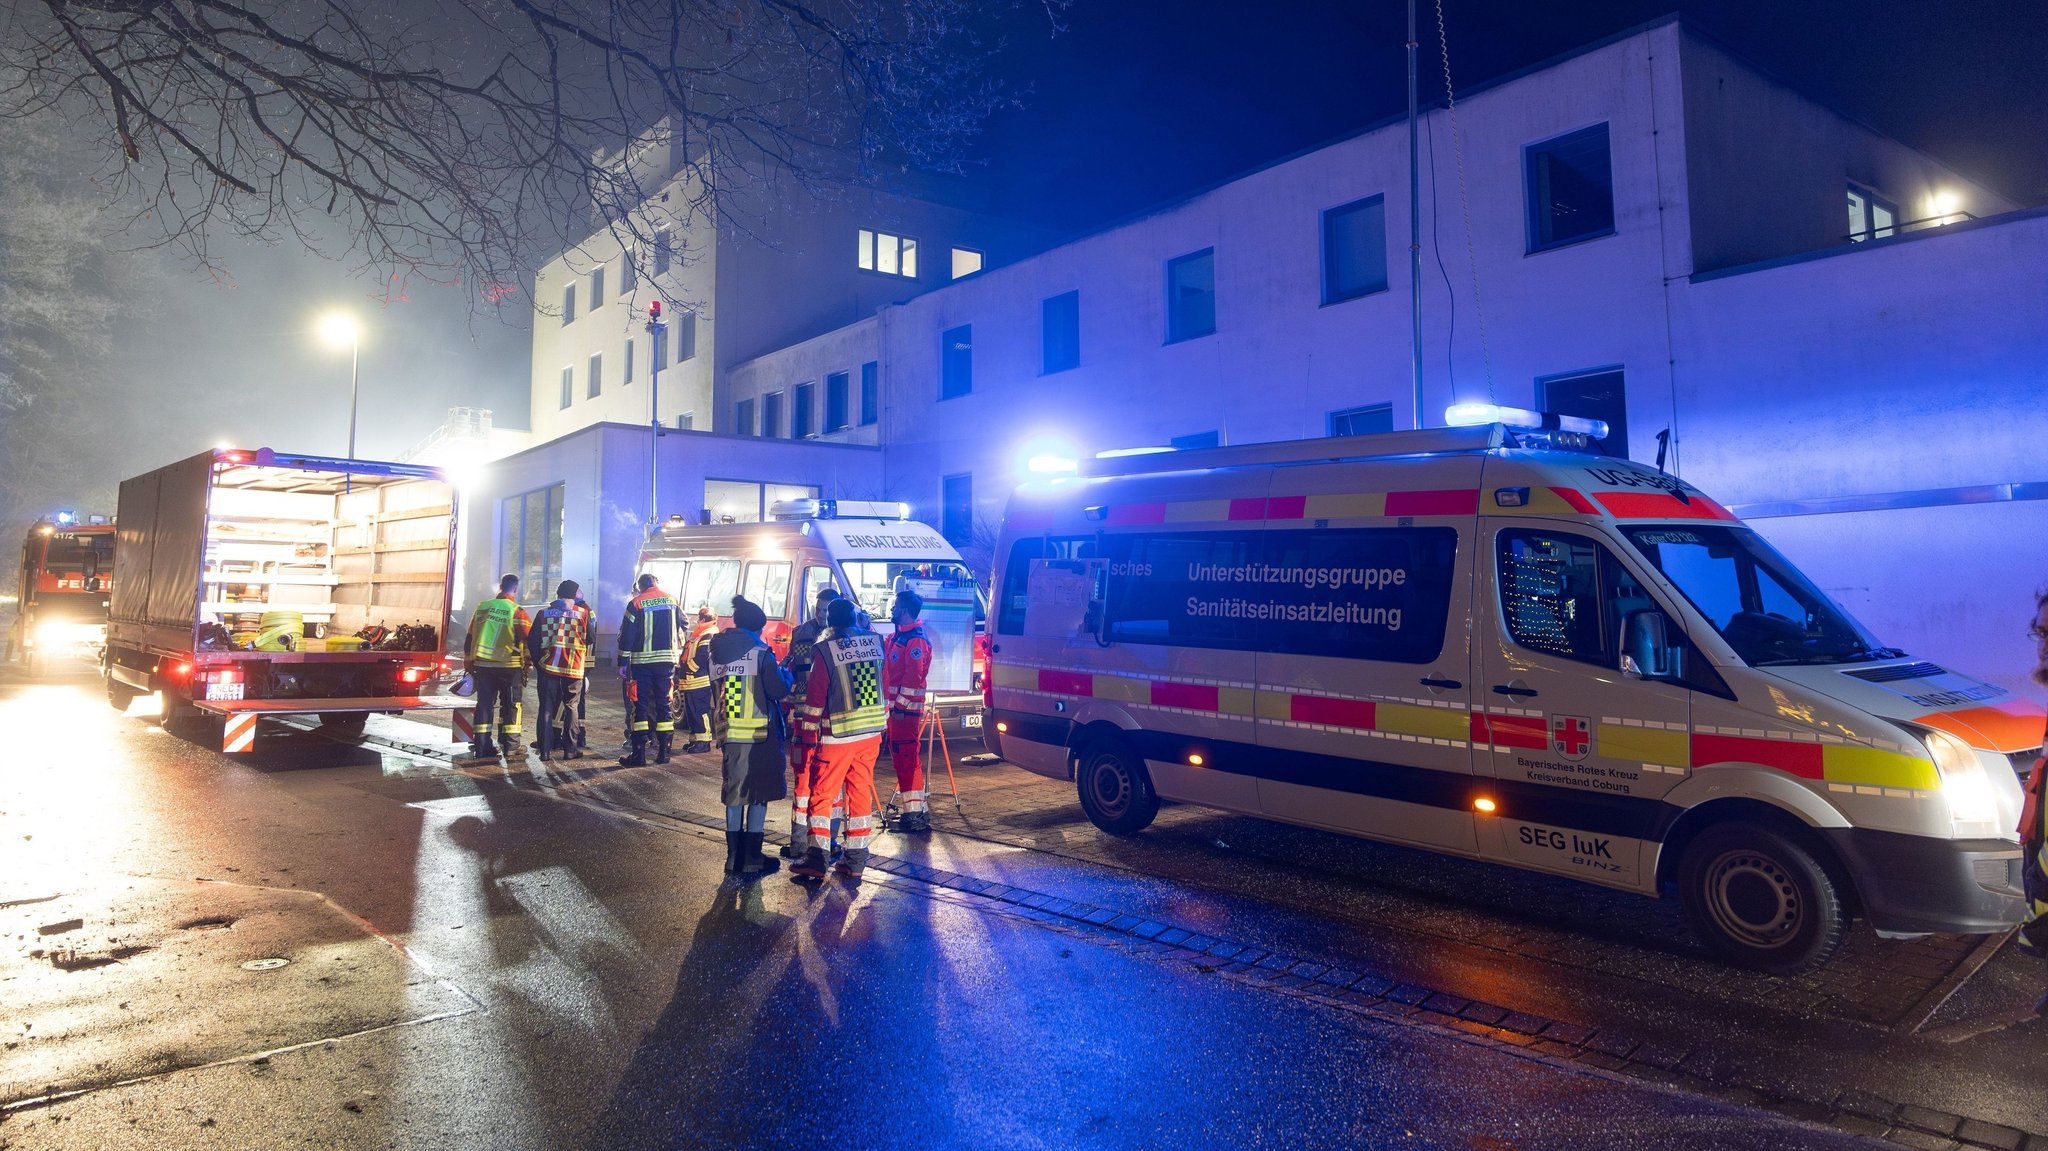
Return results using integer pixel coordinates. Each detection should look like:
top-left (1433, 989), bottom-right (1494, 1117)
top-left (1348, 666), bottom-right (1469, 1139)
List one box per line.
top-left (1678, 824), bottom-right (1846, 973)
top-left (1075, 739), bottom-right (1159, 836)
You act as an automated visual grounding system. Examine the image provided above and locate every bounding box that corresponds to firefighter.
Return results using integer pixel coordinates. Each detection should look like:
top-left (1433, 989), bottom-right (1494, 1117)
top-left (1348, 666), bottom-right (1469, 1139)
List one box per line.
top-left (617, 572), bottom-right (681, 766)
top-left (791, 597), bottom-right (886, 880)
top-left (780, 586), bottom-right (839, 861)
top-left (527, 579), bottom-right (590, 761)
top-left (709, 595), bottom-right (789, 878)
top-left (679, 606), bottom-right (718, 753)
top-left (883, 588), bottom-right (934, 833)
top-left (464, 573), bottom-right (531, 763)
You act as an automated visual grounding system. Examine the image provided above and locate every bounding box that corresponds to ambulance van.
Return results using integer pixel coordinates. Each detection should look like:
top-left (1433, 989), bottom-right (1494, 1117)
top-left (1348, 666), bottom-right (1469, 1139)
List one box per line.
top-left (637, 500), bottom-right (987, 734)
top-left (984, 421), bottom-right (2042, 971)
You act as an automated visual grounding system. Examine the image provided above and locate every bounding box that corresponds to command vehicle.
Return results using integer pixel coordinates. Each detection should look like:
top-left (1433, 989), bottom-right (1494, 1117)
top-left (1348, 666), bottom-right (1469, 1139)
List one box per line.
top-left (11, 514), bottom-right (117, 675)
top-left (104, 448), bottom-right (464, 750)
top-left (636, 499), bottom-right (987, 735)
top-left (985, 419), bottom-right (2042, 971)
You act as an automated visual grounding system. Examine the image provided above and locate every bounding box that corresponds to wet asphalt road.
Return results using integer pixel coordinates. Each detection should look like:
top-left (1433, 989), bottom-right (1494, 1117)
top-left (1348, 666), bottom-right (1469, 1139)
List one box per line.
top-left (0, 654), bottom-right (2033, 1149)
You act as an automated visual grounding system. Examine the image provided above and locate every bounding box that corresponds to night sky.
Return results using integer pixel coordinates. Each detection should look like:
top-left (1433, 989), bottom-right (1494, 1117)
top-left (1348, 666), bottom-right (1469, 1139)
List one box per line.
top-left (95, 0), bottom-right (2048, 467)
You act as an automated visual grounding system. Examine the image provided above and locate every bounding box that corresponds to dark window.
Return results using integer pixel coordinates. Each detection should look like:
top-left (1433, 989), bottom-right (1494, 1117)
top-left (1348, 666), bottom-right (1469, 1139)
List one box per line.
top-left (1497, 529), bottom-right (1658, 669)
top-left (1537, 369), bottom-right (1628, 458)
top-left (793, 381), bottom-right (815, 439)
top-left (1167, 248), bottom-right (1216, 342)
top-left (1169, 430), bottom-right (1220, 450)
top-left (734, 397), bottom-right (755, 436)
top-left (652, 325), bottom-right (668, 368)
top-left (1329, 403), bottom-right (1394, 437)
top-left (624, 337), bottom-right (635, 385)
top-left (676, 309), bottom-right (696, 361)
top-left (561, 284), bottom-right (576, 325)
top-left (762, 391), bottom-right (784, 438)
top-left (825, 371), bottom-right (850, 432)
top-left (654, 232), bottom-right (673, 277)
top-left (941, 473), bottom-right (973, 545)
top-left (1042, 290), bottom-right (1080, 374)
top-left (589, 266), bottom-right (605, 309)
top-left (619, 252), bottom-right (637, 293)
top-left (1322, 195), bottom-right (1388, 303)
top-left (1525, 124), bottom-right (1614, 252)
top-left (500, 483), bottom-right (565, 601)
top-left (860, 361), bottom-right (879, 425)
top-left (587, 353), bottom-right (602, 399)
top-left (941, 325), bottom-right (972, 399)
top-left (1092, 528), bottom-right (1456, 661)
top-left (678, 413), bottom-right (694, 431)
top-left (559, 366), bottom-right (573, 409)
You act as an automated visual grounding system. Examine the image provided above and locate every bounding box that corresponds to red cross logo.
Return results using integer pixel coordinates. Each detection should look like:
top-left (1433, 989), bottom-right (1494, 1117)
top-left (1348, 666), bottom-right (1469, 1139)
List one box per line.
top-left (1551, 715), bottom-right (1592, 761)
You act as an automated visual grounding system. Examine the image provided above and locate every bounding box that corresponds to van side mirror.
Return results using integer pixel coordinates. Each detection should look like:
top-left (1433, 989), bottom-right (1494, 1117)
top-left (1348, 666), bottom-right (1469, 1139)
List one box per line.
top-left (1621, 610), bottom-right (1681, 680)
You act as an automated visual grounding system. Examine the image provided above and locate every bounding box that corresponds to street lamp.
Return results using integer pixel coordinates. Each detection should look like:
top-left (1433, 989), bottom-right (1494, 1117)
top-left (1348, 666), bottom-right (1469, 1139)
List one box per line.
top-left (318, 312), bottom-right (362, 459)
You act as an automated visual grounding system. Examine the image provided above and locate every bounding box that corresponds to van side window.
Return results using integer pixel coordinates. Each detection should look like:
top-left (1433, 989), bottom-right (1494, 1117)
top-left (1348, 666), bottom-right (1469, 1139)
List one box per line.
top-left (741, 561), bottom-right (791, 619)
top-left (997, 535), bottom-right (1092, 635)
top-left (1496, 530), bottom-right (1647, 666)
top-left (801, 565), bottom-right (835, 618)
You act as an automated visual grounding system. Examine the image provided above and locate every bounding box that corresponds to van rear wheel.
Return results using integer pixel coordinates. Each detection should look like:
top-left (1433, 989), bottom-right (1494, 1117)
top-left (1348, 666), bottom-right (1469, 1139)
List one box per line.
top-left (1678, 824), bottom-right (1846, 974)
top-left (1075, 739), bottom-right (1158, 836)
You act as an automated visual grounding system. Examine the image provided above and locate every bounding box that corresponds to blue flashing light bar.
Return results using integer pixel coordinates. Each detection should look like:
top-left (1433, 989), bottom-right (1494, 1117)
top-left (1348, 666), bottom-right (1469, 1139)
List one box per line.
top-left (1444, 403), bottom-right (1609, 440)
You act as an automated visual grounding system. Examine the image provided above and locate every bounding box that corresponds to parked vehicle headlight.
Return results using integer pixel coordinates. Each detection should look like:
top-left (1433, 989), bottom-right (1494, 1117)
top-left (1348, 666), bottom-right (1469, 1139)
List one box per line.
top-left (1923, 728), bottom-right (2000, 831)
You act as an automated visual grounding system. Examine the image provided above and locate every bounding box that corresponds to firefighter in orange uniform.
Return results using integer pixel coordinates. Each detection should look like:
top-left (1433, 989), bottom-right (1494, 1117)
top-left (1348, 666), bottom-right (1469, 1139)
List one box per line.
top-left (780, 586), bottom-right (838, 861)
top-left (679, 606), bottom-right (718, 753)
top-left (791, 598), bottom-right (885, 880)
top-left (883, 588), bottom-right (934, 833)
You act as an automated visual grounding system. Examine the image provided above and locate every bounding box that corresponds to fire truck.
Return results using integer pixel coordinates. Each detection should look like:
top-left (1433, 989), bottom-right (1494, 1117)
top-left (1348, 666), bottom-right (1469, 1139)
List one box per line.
top-left (9, 513), bottom-right (116, 676)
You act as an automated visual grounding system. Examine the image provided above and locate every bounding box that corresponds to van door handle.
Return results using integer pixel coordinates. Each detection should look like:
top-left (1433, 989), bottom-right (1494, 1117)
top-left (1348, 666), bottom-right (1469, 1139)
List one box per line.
top-left (1491, 684), bottom-right (1539, 698)
top-left (1420, 677), bottom-right (1462, 690)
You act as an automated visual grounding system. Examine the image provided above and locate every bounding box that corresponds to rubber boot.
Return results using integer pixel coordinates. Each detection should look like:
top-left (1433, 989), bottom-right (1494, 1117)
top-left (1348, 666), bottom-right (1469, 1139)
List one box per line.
top-left (900, 810), bottom-right (931, 834)
top-left (791, 845), bottom-right (830, 880)
top-left (475, 736), bottom-right (500, 760)
top-left (739, 832), bottom-right (779, 878)
top-left (617, 737), bottom-right (648, 768)
top-left (833, 847), bottom-right (869, 879)
top-left (654, 734), bottom-right (673, 765)
top-left (723, 829), bottom-right (743, 876)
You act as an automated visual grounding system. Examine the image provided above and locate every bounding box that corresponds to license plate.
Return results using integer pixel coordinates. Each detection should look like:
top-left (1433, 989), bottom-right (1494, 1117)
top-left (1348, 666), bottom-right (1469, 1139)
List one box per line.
top-left (205, 682), bottom-right (245, 701)
top-left (960, 712), bottom-right (983, 729)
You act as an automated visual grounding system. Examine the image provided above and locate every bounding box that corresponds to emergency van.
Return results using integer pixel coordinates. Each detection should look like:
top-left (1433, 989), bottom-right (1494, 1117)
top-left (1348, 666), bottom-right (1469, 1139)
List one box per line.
top-left (635, 499), bottom-right (986, 734)
top-left (985, 421), bottom-right (2043, 972)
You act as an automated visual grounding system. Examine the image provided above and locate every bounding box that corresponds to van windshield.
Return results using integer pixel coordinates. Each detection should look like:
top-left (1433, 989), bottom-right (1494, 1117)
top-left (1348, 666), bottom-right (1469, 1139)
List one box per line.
top-left (839, 560), bottom-right (983, 625)
top-left (1619, 525), bottom-right (1896, 666)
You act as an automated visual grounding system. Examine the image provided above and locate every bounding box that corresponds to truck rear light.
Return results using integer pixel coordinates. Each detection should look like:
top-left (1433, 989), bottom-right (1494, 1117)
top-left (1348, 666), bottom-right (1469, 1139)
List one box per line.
top-left (401, 667), bottom-right (426, 685)
top-left (166, 660), bottom-right (193, 678)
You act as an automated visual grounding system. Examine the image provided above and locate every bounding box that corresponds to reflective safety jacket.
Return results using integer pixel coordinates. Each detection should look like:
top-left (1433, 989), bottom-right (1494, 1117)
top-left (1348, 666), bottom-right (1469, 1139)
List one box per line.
top-left (681, 618), bottom-right (717, 691)
top-left (785, 615), bottom-right (829, 696)
top-left (466, 593), bottom-right (531, 669)
top-left (801, 626), bottom-right (886, 744)
top-left (709, 628), bottom-right (790, 744)
top-left (618, 586), bottom-right (680, 665)
top-left (528, 598), bottom-right (591, 679)
top-left (883, 623), bottom-right (932, 715)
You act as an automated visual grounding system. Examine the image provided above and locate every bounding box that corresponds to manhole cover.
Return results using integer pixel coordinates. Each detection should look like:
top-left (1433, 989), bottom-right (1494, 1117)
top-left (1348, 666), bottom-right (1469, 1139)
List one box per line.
top-left (241, 957), bottom-right (290, 971)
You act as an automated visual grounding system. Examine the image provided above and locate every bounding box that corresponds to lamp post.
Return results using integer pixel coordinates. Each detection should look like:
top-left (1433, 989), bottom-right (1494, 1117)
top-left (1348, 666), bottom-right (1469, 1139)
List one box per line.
top-left (318, 312), bottom-right (362, 459)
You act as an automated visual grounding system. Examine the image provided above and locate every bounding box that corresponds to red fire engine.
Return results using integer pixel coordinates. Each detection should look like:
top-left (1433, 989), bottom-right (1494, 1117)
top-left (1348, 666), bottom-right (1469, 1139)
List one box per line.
top-left (9, 514), bottom-right (116, 675)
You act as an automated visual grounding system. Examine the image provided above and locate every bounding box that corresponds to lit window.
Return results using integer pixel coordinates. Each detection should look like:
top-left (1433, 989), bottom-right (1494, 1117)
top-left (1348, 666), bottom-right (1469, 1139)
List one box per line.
top-left (1525, 124), bottom-right (1614, 252)
top-left (1166, 249), bottom-right (1216, 343)
top-left (1847, 184), bottom-right (1897, 243)
top-left (1322, 195), bottom-right (1388, 303)
top-left (858, 229), bottom-right (918, 278)
top-left (951, 247), bottom-right (984, 279)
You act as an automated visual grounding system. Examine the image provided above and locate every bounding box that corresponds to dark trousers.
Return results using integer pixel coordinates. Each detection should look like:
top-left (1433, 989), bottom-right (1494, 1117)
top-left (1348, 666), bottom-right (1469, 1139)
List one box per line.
top-left (681, 686), bottom-right (713, 742)
top-left (472, 667), bottom-right (522, 749)
top-left (537, 673), bottom-right (581, 756)
top-left (629, 663), bottom-right (675, 750)
top-left (576, 671), bottom-right (590, 748)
